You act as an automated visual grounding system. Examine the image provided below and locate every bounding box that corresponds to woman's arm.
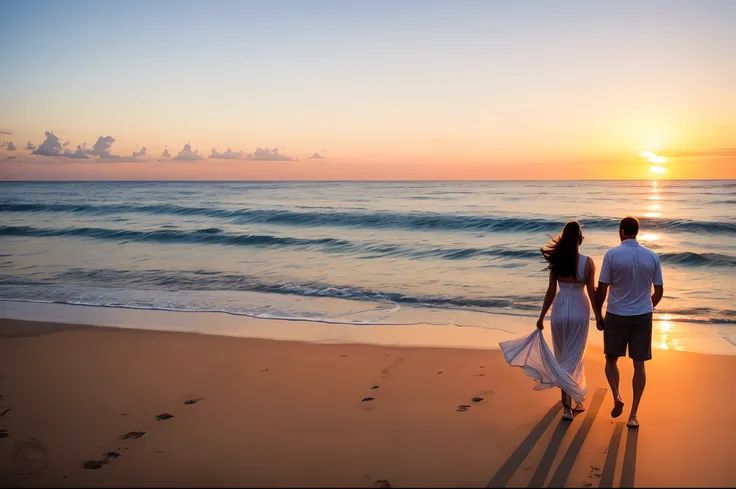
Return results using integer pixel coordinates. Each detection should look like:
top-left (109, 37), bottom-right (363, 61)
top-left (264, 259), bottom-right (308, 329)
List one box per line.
top-left (585, 257), bottom-right (601, 322)
top-left (537, 270), bottom-right (557, 330)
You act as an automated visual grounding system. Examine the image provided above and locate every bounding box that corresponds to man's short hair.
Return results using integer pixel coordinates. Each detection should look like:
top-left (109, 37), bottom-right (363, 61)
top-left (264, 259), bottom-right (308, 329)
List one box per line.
top-left (620, 216), bottom-right (639, 236)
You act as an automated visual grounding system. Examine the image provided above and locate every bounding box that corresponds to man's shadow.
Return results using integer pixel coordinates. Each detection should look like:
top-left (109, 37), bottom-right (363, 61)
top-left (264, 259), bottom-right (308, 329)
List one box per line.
top-left (600, 423), bottom-right (639, 488)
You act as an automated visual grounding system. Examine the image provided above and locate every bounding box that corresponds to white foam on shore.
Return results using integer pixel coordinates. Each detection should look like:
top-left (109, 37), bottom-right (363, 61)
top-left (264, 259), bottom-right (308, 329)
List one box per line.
top-left (1, 300), bottom-right (734, 355)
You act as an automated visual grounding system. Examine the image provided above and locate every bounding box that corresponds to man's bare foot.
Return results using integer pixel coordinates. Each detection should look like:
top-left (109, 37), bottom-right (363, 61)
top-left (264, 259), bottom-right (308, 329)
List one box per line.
top-left (627, 416), bottom-right (639, 429)
top-left (611, 399), bottom-right (624, 418)
top-left (572, 402), bottom-right (585, 413)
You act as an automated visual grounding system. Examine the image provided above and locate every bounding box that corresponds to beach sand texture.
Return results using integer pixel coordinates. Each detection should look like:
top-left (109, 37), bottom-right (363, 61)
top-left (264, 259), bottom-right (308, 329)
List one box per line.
top-left (0, 319), bottom-right (734, 487)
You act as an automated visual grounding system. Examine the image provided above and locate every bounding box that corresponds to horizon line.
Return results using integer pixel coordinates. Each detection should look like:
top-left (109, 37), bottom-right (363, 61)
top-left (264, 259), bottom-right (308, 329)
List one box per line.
top-left (0, 178), bottom-right (734, 183)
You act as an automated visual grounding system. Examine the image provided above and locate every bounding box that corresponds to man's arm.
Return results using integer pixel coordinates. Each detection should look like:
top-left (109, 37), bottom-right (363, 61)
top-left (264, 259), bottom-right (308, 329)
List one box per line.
top-left (652, 254), bottom-right (664, 309)
top-left (652, 285), bottom-right (663, 309)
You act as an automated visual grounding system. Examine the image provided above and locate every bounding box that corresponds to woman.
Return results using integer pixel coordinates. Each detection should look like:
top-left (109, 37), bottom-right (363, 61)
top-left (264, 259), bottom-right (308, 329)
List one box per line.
top-left (500, 221), bottom-right (600, 421)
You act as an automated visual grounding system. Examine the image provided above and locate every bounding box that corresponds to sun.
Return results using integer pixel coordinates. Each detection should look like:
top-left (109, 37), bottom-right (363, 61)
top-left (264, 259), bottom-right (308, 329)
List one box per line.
top-left (641, 150), bottom-right (667, 175)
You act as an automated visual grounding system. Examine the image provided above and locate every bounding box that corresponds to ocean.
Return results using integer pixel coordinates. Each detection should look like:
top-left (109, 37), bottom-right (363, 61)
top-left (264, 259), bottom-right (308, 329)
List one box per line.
top-left (1, 180), bottom-right (734, 352)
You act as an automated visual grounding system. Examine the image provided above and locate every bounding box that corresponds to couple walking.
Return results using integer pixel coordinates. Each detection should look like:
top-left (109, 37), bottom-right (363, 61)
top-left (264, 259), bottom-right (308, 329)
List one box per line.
top-left (500, 216), bottom-right (664, 428)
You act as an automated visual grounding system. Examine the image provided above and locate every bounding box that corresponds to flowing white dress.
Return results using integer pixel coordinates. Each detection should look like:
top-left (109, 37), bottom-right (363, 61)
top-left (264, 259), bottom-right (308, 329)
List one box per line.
top-left (499, 255), bottom-right (589, 403)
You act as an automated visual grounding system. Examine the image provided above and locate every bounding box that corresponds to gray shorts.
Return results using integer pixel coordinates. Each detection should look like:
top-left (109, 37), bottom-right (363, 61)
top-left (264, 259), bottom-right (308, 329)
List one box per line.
top-left (604, 312), bottom-right (653, 361)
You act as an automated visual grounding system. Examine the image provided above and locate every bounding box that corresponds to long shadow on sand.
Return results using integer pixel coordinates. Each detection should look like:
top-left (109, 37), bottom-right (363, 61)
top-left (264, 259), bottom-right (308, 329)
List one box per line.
top-left (485, 403), bottom-right (562, 488)
top-left (486, 387), bottom-right (607, 488)
top-left (599, 420), bottom-right (639, 488)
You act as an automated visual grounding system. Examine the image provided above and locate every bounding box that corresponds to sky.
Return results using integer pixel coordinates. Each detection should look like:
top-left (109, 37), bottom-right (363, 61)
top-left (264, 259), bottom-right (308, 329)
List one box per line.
top-left (1, 0), bottom-right (735, 180)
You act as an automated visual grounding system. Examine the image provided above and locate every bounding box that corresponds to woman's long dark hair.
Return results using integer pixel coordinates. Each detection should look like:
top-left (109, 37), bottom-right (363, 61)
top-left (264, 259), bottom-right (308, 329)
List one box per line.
top-left (541, 221), bottom-right (583, 278)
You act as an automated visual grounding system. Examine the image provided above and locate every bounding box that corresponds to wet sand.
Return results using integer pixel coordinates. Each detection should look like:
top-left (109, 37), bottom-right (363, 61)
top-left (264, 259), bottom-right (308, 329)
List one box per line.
top-left (0, 318), bottom-right (734, 487)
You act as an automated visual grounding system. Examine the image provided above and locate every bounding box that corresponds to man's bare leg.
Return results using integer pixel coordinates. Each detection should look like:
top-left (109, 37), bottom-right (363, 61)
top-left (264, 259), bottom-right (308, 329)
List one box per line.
top-left (606, 355), bottom-right (625, 417)
top-left (628, 361), bottom-right (646, 427)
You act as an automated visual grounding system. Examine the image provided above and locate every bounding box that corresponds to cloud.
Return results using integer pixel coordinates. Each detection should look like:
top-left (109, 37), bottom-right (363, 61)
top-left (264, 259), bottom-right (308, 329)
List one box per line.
top-left (209, 147), bottom-right (244, 159)
top-left (308, 152), bottom-right (326, 159)
top-left (89, 136), bottom-right (119, 158)
top-left (174, 142), bottom-right (202, 161)
top-left (62, 145), bottom-right (90, 159)
top-left (161, 147), bottom-right (170, 158)
top-left (6, 142), bottom-right (17, 151)
top-left (32, 131), bottom-right (63, 156)
top-left (660, 148), bottom-right (736, 158)
top-left (131, 146), bottom-right (147, 158)
top-left (247, 147), bottom-right (292, 161)
top-left (25, 141), bottom-right (36, 151)
top-left (0, 130), bottom-right (11, 135)
top-left (63, 141), bottom-right (70, 148)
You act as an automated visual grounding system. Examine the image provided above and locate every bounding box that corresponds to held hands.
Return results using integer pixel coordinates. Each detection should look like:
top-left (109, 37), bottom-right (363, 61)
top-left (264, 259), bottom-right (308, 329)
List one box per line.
top-left (536, 318), bottom-right (544, 330)
top-left (595, 315), bottom-right (605, 331)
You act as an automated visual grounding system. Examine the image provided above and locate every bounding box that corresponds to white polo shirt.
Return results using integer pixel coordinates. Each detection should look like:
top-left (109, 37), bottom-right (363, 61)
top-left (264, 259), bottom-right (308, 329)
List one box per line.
top-left (599, 239), bottom-right (663, 316)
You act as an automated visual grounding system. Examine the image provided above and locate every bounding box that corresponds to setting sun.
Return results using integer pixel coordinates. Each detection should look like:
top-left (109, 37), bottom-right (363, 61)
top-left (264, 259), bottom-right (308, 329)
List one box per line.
top-left (650, 166), bottom-right (666, 174)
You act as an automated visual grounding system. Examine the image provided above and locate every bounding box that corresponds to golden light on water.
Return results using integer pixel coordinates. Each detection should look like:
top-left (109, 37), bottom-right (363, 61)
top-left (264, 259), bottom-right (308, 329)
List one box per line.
top-left (639, 233), bottom-right (661, 241)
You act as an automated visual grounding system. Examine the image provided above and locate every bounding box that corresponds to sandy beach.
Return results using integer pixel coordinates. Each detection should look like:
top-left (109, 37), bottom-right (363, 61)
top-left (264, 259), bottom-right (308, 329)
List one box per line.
top-left (1, 318), bottom-right (734, 488)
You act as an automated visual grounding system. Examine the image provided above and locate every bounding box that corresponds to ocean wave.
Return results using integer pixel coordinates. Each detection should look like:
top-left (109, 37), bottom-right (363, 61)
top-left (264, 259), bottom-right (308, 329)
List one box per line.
top-left (1, 224), bottom-right (733, 267)
top-left (0, 274), bottom-right (733, 325)
top-left (2, 202), bottom-right (736, 234)
top-left (658, 252), bottom-right (736, 267)
top-left (0, 268), bottom-right (543, 313)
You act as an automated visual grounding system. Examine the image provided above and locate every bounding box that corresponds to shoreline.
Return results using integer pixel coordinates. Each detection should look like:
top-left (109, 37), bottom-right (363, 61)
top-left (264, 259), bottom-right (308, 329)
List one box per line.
top-left (1, 299), bottom-right (735, 355)
top-left (1, 318), bottom-right (735, 487)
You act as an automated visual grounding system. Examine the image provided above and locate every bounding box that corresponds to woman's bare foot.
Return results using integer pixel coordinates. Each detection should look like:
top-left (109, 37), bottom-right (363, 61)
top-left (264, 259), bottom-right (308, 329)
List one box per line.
top-left (626, 416), bottom-right (639, 428)
top-left (572, 402), bottom-right (585, 413)
top-left (611, 398), bottom-right (625, 418)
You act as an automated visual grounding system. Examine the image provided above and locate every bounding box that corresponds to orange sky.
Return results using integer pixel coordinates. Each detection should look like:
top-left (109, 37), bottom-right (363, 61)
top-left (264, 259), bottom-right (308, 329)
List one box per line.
top-left (1, 1), bottom-right (735, 180)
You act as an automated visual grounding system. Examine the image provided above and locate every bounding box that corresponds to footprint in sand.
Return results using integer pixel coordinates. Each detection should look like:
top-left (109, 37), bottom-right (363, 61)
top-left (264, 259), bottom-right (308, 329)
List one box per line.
top-left (119, 431), bottom-right (146, 440)
top-left (361, 397), bottom-right (376, 402)
top-left (380, 358), bottom-right (405, 378)
top-left (184, 397), bottom-right (204, 405)
top-left (82, 451), bottom-right (121, 470)
top-left (0, 408), bottom-right (10, 417)
top-left (457, 404), bottom-right (471, 412)
top-left (371, 385), bottom-right (380, 390)
top-left (0, 429), bottom-right (8, 438)
top-left (155, 413), bottom-right (174, 421)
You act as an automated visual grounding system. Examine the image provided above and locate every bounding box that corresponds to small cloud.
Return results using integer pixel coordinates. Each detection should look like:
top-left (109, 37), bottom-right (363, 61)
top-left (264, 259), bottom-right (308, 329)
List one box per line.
top-left (90, 136), bottom-right (119, 158)
top-left (174, 142), bottom-right (202, 161)
top-left (0, 130), bottom-right (11, 135)
top-left (308, 152), bottom-right (326, 159)
top-left (5, 142), bottom-right (16, 151)
top-left (131, 146), bottom-right (147, 158)
top-left (25, 141), bottom-right (36, 151)
top-left (209, 147), bottom-right (244, 159)
top-left (63, 140), bottom-right (70, 147)
top-left (32, 131), bottom-right (63, 156)
top-left (161, 146), bottom-right (171, 158)
top-left (247, 147), bottom-right (292, 161)
top-left (62, 145), bottom-right (90, 159)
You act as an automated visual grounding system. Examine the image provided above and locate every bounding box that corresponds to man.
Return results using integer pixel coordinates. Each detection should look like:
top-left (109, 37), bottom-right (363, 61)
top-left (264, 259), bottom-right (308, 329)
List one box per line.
top-left (595, 216), bottom-right (664, 429)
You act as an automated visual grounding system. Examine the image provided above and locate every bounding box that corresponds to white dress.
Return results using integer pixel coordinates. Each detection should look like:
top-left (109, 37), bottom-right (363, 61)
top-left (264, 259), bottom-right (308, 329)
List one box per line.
top-left (499, 254), bottom-right (590, 403)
